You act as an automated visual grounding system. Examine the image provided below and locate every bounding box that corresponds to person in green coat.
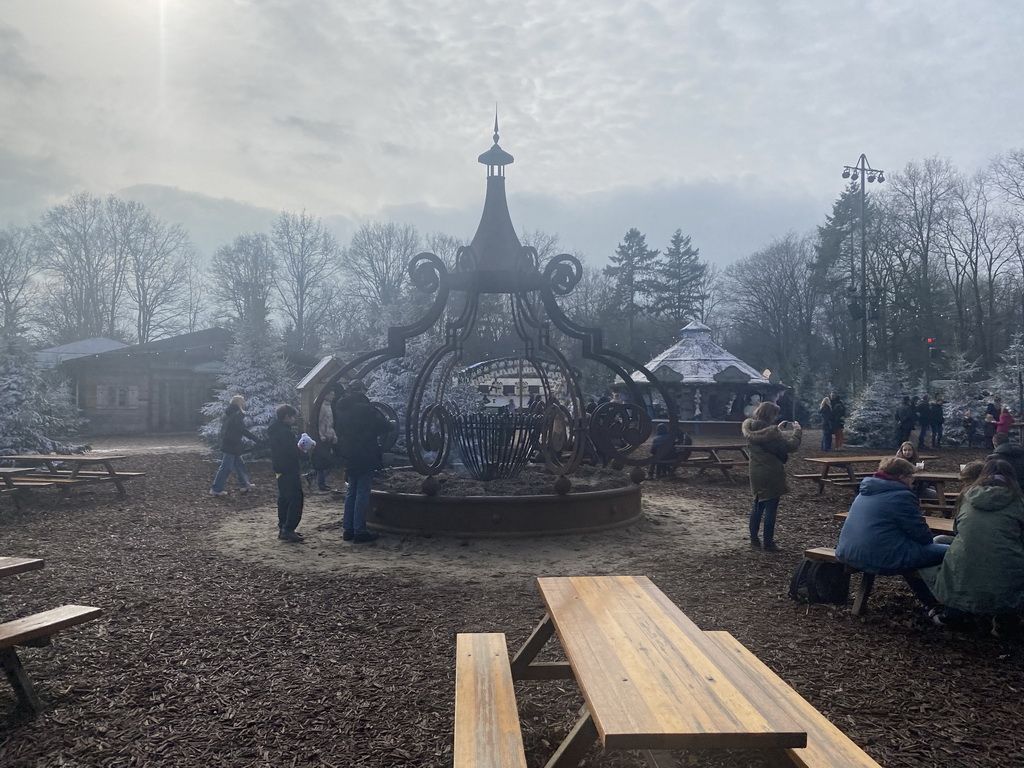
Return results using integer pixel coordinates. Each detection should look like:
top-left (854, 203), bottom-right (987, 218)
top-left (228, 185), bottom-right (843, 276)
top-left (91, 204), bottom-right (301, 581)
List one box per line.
top-left (922, 458), bottom-right (1024, 636)
top-left (742, 401), bottom-right (802, 552)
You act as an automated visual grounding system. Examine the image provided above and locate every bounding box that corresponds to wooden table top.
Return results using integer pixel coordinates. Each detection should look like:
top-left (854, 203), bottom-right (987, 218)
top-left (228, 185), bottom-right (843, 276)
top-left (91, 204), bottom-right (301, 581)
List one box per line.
top-left (834, 511), bottom-right (954, 534)
top-left (537, 575), bottom-right (807, 751)
top-left (0, 556), bottom-right (44, 578)
top-left (914, 471), bottom-right (960, 482)
top-left (805, 454), bottom-right (937, 465)
top-left (684, 444), bottom-right (748, 452)
top-left (2, 454), bottom-right (126, 463)
top-left (0, 467), bottom-right (37, 475)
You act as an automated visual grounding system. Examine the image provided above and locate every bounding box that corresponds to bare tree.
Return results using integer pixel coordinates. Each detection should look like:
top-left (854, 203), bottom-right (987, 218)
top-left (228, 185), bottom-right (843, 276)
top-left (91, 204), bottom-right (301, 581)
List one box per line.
top-left (0, 225), bottom-right (38, 335)
top-left (209, 233), bottom-right (276, 327)
top-left (271, 211), bottom-right (340, 352)
top-left (35, 191), bottom-right (118, 342)
top-left (340, 222), bottom-right (421, 309)
top-left (126, 213), bottom-right (196, 343)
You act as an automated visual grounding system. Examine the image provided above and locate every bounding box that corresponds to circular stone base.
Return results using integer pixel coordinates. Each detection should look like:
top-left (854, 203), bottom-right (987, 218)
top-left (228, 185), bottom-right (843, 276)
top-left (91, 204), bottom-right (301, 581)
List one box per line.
top-left (367, 484), bottom-right (643, 537)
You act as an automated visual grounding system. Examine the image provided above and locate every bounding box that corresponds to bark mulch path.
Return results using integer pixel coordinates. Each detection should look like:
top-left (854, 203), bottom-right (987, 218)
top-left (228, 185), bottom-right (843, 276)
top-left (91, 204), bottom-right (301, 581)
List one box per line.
top-left (1, 437), bottom-right (1022, 767)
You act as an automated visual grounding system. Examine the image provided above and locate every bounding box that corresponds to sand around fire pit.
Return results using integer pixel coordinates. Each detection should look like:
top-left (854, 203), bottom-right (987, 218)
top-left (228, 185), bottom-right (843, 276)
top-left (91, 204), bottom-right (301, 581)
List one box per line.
top-left (208, 491), bottom-right (747, 579)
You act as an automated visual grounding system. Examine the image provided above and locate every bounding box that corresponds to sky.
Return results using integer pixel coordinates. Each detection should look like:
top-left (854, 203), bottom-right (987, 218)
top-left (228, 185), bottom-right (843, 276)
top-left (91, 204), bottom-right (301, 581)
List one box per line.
top-left (2, 0), bottom-right (1023, 268)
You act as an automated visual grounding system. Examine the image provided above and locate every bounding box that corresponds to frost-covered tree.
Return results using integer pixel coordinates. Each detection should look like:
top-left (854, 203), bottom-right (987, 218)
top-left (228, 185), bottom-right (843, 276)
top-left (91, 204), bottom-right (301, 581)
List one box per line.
top-left (988, 332), bottom-right (1024, 410)
top-left (939, 351), bottom-right (984, 445)
top-left (199, 321), bottom-right (296, 454)
top-left (845, 360), bottom-right (912, 447)
top-left (0, 335), bottom-right (84, 455)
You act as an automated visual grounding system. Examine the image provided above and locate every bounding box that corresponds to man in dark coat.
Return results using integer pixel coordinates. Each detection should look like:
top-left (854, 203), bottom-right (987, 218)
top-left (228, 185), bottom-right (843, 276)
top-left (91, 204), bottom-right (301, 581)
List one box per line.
top-left (268, 404), bottom-right (306, 542)
top-left (335, 380), bottom-right (393, 543)
top-left (929, 397), bottom-right (946, 448)
top-left (895, 397), bottom-right (915, 445)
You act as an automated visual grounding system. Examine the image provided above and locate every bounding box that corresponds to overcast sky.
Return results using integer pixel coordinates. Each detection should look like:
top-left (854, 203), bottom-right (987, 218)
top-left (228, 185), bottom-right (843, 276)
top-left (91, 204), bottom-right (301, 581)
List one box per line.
top-left (2, 0), bottom-right (1023, 267)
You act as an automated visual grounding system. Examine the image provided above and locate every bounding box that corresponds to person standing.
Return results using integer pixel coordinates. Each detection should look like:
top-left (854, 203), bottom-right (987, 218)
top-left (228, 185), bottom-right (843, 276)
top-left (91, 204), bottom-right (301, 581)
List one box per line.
top-left (831, 393), bottom-right (847, 450)
top-left (995, 405), bottom-right (1015, 442)
top-left (742, 401), bottom-right (802, 552)
top-left (929, 397), bottom-right (945, 448)
top-left (209, 395), bottom-right (258, 496)
top-left (916, 395), bottom-right (932, 449)
top-left (819, 393), bottom-right (834, 452)
top-left (268, 404), bottom-right (306, 542)
top-left (306, 388), bottom-right (337, 492)
top-left (895, 396), bottom-right (915, 445)
top-left (336, 380), bottom-right (392, 544)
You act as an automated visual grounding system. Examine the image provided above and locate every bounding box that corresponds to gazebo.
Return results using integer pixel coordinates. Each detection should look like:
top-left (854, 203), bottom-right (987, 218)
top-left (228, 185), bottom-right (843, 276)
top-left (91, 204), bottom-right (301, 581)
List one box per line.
top-left (631, 321), bottom-right (782, 434)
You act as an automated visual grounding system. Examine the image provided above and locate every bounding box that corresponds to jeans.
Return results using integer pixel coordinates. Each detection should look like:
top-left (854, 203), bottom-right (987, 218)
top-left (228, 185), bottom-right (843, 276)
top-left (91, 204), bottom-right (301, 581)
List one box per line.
top-left (821, 430), bottom-right (833, 451)
top-left (932, 425), bottom-right (943, 447)
top-left (343, 471), bottom-right (374, 535)
top-left (276, 473), bottom-right (304, 532)
top-left (211, 453), bottom-right (250, 492)
top-left (749, 496), bottom-right (779, 544)
top-left (917, 424), bottom-right (930, 447)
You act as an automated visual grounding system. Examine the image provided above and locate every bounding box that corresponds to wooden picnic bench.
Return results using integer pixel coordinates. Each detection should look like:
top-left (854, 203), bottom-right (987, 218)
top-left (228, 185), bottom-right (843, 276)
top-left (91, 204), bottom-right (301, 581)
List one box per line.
top-left (1, 454), bottom-right (144, 497)
top-left (469, 574), bottom-right (881, 767)
top-left (804, 546), bottom-right (927, 617)
top-left (650, 443), bottom-right (750, 483)
top-left (0, 556), bottom-right (102, 714)
top-left (799, 454), bottom-right (936, 494)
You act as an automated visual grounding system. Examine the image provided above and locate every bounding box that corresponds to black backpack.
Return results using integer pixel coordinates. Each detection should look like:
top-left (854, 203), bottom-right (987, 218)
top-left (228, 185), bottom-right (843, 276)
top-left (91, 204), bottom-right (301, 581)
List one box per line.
top-left (789, 557), bottom-right (850, 604)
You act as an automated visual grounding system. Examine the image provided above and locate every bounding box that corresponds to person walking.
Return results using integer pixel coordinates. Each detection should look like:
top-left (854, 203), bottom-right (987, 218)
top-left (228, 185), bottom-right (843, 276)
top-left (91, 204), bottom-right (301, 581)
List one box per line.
top-left (742, 401), bottom-right (802, 552)
top-left (268, 404), bottom-right (306, 542)
top-left (819, 393), bottom-right (835, 452)
top-left (209, 395), bottom-right (258, 496)
top-left (831, 394), bottom-right (847, 450)
top-left (336, 380), bottom-right (393, 544)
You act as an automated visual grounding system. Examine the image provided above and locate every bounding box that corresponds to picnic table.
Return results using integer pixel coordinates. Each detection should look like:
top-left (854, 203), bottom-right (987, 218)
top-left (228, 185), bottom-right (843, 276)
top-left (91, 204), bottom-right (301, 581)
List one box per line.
top-left (913, 471), bottom-right (960, 514)
top-left (798, 453), bottom-right (936, 494)
top-left (651, 443), bottom-right (750, 483)
top-left (1, 555), bottom-right (101, 714)
top-left (456, 575), bottom-right (881, 767)
top-left (0, 454), bottom-right (144, 497)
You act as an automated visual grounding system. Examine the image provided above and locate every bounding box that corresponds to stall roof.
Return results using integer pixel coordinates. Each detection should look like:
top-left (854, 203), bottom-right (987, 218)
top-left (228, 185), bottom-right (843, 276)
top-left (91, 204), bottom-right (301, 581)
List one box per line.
top-left (631, 321), bottom-right (770, 385)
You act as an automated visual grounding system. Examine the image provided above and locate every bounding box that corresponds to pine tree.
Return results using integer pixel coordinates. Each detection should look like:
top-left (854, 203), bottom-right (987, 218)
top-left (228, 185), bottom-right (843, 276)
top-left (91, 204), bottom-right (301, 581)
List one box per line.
top-left (603, 228), bottom-right (659, 358)
top-left (199, 320), bottom-right (296, 453)
top-left (649, 229), bottom-right (706, 329)
top-left (845, 360), bottom-right (911, 447)
top-left (0, 335), bottom-right (84, 455)
top-left (940, 351), bottom-right (983, 445)
top-left (989, 332), bottom-right (1024, 410)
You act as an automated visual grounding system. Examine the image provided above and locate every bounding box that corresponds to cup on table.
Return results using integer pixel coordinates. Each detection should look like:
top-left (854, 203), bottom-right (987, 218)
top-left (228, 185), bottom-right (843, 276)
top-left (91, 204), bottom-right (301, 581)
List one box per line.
top-left (916, 462), bottom-right (925, 470)
top-left (960, 464), bottom-right (967, 472)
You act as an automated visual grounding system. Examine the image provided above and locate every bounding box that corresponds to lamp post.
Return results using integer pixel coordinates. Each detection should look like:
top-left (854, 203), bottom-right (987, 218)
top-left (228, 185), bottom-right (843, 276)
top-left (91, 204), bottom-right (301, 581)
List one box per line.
top-left (841, 154), bottom-right (884, 386)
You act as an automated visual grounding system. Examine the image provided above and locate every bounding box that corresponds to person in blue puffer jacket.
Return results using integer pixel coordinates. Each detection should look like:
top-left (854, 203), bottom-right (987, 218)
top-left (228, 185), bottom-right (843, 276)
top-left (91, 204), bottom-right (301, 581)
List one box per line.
top-left (836, 456), bottom-right (949, 606)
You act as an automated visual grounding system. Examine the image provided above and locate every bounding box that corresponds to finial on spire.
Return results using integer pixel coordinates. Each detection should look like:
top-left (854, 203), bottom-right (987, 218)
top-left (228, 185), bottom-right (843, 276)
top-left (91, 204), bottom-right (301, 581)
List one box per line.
top-left (493, 105), bottom-right (499, 145)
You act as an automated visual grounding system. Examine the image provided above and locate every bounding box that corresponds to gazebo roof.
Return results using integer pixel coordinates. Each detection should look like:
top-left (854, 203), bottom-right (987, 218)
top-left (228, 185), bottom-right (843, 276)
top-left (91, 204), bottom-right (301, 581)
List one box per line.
top-left (631, 321), bottom-right (770, 386)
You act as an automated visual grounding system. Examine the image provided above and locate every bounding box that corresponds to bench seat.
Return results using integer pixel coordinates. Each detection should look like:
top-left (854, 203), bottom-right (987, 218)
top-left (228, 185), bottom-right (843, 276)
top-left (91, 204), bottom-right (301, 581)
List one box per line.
top-left (704, 632), bottom-right (882, 767)
top-left (804, 548), bottom-right (921, 616)
top-left (454, 633), bottom-right (527, 768)
top-left (1, 604), bottom-right (103, 714)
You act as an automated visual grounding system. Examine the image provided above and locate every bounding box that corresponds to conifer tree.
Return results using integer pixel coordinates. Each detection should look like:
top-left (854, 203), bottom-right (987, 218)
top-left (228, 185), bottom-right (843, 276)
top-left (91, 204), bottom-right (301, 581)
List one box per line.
top-left (940, 351), bottom-right (983, 445)
top-left (603, 228), bottom-right (659, 359)
top-left (199, 320), bottom-right (296, 453)
top-left (845, 360), bottom-right (911, 447)
top-left (649, 229), bottom-right (706, 329)
top-left (989, 332), bottom-right (1024, 411)
top-left (0, 335), bottom-right (83, 455)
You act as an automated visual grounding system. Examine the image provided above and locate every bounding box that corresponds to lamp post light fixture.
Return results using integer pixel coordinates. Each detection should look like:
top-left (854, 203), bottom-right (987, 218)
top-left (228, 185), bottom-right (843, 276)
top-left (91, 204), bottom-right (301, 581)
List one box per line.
top-left (841, 154), bottom-right (884, 386)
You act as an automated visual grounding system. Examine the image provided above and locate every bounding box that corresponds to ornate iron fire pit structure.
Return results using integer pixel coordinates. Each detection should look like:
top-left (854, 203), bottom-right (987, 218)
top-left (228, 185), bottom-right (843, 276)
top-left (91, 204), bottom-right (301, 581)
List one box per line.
top-left (312, 121), bottom-right (682, 533)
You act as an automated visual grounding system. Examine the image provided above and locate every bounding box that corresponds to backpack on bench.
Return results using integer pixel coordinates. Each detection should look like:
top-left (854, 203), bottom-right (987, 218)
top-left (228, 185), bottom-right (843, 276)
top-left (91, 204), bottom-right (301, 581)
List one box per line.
top-left (789, 557), bottom-right (850, 604)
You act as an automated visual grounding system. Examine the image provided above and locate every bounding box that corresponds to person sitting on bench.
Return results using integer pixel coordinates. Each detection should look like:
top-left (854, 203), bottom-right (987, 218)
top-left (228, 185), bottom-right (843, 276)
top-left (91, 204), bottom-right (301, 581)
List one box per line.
top-left (649, 424), bottom-right (692, 476)
top-left (921, 458), bottom-right (1024, 636)
top-left (835, 456), bottom-right (950, 608)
